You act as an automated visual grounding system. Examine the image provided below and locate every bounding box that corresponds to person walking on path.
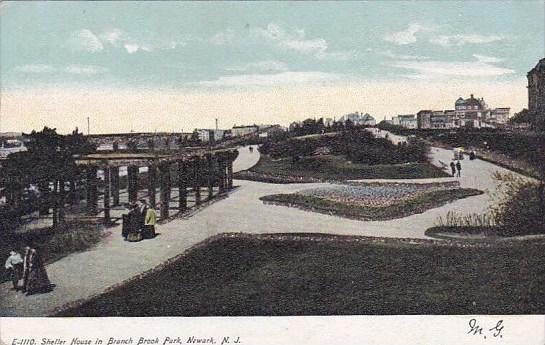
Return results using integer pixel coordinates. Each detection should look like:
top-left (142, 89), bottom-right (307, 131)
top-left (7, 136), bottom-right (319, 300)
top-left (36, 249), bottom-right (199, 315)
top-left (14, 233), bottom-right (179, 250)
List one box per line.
top-left (143, 204), bottom-right (157, 239)
top-left (25, 248), bottom-right (52, 295)
top-left (5, 250), bottom-right (23, 291)
top-left (456, 160), bottom-right (462, 177)
top-left (450, 161), bottom-right (456, 177)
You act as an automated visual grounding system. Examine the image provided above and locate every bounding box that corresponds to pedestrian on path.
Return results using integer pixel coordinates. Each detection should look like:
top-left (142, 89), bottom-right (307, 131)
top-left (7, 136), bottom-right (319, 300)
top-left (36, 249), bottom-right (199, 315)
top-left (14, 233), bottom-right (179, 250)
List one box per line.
top-left (138, 199), bottom-right (149, 232)
top-left (143, 204), bottom-right (157, 239)
top-left (127, 203), bottom-right (143, 242)
top-left (5, 250), bottom-right (23, 291)
top-left (450, 161), bottom-right (456, 176)
top-left (456, 160), bottom-right (462, 177)
top-left (24, 248), bottom-right (52, 295)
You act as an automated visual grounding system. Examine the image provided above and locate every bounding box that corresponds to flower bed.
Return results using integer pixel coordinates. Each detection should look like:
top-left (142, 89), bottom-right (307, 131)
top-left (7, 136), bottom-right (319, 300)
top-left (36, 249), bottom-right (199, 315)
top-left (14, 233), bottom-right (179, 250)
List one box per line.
top-left (260, 182), bottom-right (483, 221)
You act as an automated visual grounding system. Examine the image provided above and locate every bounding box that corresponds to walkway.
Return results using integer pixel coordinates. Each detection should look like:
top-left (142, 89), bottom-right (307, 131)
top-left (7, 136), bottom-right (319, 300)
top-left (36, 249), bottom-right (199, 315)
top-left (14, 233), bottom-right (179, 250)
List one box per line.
top-left (0, 142), bottom-right (527, 316)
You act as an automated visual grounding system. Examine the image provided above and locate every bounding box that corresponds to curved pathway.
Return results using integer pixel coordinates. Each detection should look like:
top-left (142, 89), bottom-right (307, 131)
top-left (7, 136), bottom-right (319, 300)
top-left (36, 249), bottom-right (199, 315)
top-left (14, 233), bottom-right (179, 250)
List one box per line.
top-left (0, 142), bottom-right (529, 316)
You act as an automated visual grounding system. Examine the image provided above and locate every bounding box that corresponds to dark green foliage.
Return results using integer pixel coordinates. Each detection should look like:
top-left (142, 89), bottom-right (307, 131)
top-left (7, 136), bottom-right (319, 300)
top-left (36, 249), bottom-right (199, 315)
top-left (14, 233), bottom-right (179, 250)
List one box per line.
top-left (236, 154), bottom-right (448, 182)
top-left (492, 175), bottom-right (545, 236)
top-left (509, 108), bottom-right (532, 124)
top-left (260, 128), bottom-right (429, 165)
top-left (57, 234), bottom-right (545, 316)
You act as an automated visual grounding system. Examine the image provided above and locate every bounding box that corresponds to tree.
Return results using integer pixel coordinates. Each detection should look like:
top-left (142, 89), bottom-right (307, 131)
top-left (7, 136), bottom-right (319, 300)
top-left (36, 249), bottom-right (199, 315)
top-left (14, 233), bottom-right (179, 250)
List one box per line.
top-left (509, 109), bottom-right (531, 124)
top-left (3, 127), bottom-right (96, 228)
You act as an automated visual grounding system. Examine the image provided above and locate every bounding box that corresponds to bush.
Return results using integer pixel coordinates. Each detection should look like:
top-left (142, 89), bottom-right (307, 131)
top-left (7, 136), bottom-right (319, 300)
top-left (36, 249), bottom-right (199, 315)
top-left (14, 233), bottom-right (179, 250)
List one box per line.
top-left (433, 173), bottom-right (545, 237)
top-left (44, 224), bottom-right (103, 259)
top-left (491, 173), bottom-right (545, 236)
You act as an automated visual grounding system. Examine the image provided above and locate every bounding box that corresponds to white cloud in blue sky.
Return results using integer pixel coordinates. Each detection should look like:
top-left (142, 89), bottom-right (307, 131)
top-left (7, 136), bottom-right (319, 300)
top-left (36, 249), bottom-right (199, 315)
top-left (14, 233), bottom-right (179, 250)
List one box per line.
top-left (0, 1), bottom-right (543, 133)
top-left (2, 0), bottom-right (542, 89)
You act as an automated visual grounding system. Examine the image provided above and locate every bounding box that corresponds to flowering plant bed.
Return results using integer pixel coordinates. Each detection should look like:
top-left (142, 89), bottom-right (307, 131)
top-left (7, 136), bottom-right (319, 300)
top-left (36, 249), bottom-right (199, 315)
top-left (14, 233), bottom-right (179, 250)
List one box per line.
top-left (260, 184), bottom-right (483, 221)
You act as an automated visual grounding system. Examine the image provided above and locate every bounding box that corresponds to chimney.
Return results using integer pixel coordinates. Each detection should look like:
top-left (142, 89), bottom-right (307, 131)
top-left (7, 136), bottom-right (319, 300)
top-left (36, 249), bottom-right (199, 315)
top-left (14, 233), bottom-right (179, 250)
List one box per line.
top-left (470, 94), bottom-right (474, 99)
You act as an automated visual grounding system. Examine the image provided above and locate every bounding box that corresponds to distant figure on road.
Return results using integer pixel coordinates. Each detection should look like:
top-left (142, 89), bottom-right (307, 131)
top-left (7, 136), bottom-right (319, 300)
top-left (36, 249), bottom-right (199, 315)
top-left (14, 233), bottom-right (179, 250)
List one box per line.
top-left (249, 146), bottom-right (254, 153)
top-left (469, 151), bottom-right (476, 160)
top-left (24, 248), bottom-right (52, 295)
top-left (450, 161), bottom-right (456, 177)
top-left (5, 250), bottom-right (23, 291)
top-left (456, 160), bottom-right (462, 177)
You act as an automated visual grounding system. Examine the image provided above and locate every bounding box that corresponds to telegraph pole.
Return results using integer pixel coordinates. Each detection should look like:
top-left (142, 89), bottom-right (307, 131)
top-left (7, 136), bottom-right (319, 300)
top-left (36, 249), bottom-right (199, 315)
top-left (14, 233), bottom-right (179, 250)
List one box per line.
top-left (87, 117), bottom-right (90, 135)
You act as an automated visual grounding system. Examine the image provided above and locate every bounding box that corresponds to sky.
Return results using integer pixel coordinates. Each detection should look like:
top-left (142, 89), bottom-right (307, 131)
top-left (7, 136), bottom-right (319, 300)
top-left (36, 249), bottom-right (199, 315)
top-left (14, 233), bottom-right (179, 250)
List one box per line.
top-left (1, 1), bottom-right (544, 134)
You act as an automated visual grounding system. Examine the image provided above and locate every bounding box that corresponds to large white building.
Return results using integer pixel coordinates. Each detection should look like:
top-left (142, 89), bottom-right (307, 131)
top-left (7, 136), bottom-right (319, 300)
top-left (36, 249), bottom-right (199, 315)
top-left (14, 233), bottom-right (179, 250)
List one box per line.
top-left (231, 125), bottom-right (259, 137)
top-left (413, 94), bottom-right (510, 129)
top-left (339, 112), bottom-right (376, 126)
top-left (392, 114), bottom-right (417, 129)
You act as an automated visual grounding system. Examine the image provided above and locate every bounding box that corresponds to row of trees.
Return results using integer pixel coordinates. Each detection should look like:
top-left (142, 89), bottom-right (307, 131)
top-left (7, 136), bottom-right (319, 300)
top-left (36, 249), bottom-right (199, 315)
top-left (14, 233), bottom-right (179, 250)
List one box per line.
top-left (289, 118), bottom-right (362, 137)
top-left (1, 127), bottom-right (96, 229)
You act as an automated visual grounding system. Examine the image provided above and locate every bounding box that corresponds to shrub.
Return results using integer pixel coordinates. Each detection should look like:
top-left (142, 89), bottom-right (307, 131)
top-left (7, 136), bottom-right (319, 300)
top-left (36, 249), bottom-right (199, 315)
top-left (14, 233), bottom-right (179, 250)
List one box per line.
top-left (434, 173), bottom-right (545, 236)
top-left (491, 173), bottom-right (545, 236)
top-left (43, 224), bottom-right (103, 259)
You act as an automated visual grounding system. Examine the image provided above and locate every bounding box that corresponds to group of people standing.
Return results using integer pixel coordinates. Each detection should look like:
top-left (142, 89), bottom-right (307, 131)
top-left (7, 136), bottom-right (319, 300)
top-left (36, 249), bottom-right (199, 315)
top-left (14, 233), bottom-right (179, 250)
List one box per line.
top-left (5, 246), bottom-right (52, 295)
top-left (122, 199), bottom-right (157, 242)
top-left (450, 160), bottom-right (462, 177)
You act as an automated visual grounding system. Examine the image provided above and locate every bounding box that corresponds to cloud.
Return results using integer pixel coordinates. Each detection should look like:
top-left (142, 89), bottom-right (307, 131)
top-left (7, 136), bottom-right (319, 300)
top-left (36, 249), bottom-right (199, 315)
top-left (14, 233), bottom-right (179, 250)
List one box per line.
top-left (374, 49), bottom-right (428, 60)
top-left (473, 54), bottom-right (503, 63)
top-left (210, 29), bottom-right (235, 46)
top-left (14, 64), bottom-right (56, 73)
top-left (66, 29), bottom-right (104, 53)
top-left (99, 28), bottom-right (130, 47)
top-left (430, 34), bottom-right (505, 47)
top-left (384, 23), bottom-right (430, 45)
top-left (279, 38), bottom-right (328, 54)
top-left (227, 60), bottom-right (289, 73)
top-left (65, 65), bottom-right (108, 75)
top-left (315, 50), bottom-right (357, 61)
top-left (124, 43), bottom-right (152, 54)
top-left (250, 23), bottom-right (354, 61)
top-left (391, 60), bottom-right (515, 79)
top-left (196, 71), bottom-right (342, 87)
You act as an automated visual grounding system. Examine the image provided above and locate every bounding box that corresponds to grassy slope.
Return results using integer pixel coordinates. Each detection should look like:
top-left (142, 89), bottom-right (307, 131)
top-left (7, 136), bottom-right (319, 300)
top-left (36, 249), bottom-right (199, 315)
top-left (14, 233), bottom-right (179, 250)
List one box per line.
top-left (57, 234), bottom-right (545, 316)
top-left (260, 188), bottom-right (483, 221)
top-left (235, 155), bottom-right (449, 183)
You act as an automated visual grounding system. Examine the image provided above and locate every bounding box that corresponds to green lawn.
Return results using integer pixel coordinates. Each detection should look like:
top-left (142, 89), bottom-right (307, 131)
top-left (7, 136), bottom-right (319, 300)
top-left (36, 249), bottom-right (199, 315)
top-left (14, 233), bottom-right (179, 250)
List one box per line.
top-left (260, 188), bottom-right (483, 221)
top-left (57, 233), bottom-right (545, 316)
top-left (235, 154), bottom-right (449, 183)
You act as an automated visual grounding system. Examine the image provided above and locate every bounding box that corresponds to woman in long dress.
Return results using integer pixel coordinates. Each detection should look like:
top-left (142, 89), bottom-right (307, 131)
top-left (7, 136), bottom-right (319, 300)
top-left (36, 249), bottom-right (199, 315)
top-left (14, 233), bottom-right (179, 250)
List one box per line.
top-left (25, 248), bottom-right (52, 295)
top-left (127, 204), bottom-right (143, 242)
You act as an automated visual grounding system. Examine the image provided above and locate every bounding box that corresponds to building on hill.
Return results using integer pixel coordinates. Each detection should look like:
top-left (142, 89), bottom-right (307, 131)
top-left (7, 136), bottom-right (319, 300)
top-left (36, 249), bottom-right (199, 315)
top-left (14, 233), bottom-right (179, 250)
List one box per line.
top-left (527, 58), bottom-right (545, 129)
top-left (415, 94), bottom-right (510, 129)
top-left (416, 110), bottom-right (432, 129)
top-left (231, 125), bottom-right (259, 137)
top-left (339, 112), bottom-right (376, 126)
top-left (392, 114), bottom-right (417, 129)
top-left (454, 94), bottom-right (509, 128)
